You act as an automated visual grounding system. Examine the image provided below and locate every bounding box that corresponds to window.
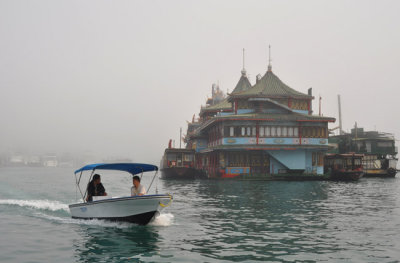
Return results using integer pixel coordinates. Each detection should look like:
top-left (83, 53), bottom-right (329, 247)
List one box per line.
top-left (277, 126), bottom-right (281, 136)
top-left (241, 127), bottom-right (246, 136)
top-left (304, 127), bottom-right (309, 137)
top-left (294, 127), bottom-right (299, 137)
top-left (377, 142), bottom-right (393, 147)
top-left (271, 127), bottom-right (276, 136)
top-left (288, 127), bottom-right (293, 137)
top-left (230, 127), bottom-right (234, 137)
top-left (259, 126), bottom-right (265, 137)
top-left (247, 127), bottom-right (251, 136)
top-left (265, 126), bottom-right (271, 137)
top-left (282, 127), bottom-right (288, 137)
top-left (252, 127), bottom-right (257, 136)
top-left (167, 154), bottom-right (177, 161)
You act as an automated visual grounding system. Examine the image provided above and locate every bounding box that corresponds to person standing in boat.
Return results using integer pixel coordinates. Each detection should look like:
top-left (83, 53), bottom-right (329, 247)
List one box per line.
top-left (131, 176), bottom-right (146, 196)
top-left (86, 174), bottom-right (107, 202)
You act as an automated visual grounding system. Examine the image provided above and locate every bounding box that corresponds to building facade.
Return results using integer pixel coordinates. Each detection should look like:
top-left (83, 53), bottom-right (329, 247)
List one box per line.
top-left (186, 63), bottom-right (335, 178)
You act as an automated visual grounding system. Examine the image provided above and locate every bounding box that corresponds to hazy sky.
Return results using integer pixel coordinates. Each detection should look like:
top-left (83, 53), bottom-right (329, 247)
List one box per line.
top-left (1, 0), bottom-right (399, 164)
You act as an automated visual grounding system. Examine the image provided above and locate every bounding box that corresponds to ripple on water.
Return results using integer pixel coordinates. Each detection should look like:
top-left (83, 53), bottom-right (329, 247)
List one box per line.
top-left (1, 168), bottom-right (400, 262)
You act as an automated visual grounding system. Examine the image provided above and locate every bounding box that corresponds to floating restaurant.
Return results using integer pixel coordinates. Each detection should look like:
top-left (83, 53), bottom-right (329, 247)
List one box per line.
top-left (184, 51), bottom-right (336, 178)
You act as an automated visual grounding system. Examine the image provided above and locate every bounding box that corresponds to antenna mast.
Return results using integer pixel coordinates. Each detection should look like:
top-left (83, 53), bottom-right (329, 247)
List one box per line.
top-left (268, 45), bottom-right (272, 71)
top-left (241, 48), bottom-right (246, 76)
top-left (179, 127), bottom-right (182, 148)
top-left (243, 48), bottom-right (245, 69)
top-left (319, 95), bottom-right (322, 116)
top-left (338, 95), bottom-right (343, 135)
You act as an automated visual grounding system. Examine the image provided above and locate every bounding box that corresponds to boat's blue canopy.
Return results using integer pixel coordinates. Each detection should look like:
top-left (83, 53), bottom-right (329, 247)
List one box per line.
top-left (74, 163), bottom-right (158, 175)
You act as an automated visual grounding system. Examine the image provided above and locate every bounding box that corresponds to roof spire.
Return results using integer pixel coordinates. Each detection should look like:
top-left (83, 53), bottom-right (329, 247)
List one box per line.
top-left (268, 45), bottom-right (272, 72)
top-left (241, 48), bottom-right (247, 76)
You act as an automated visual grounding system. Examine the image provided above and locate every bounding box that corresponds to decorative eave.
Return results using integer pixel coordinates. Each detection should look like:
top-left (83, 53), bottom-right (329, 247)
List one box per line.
top-left (247, 97), bottom-right (294, 112)
top-left (199, 144), bottom-right (333, 153)
top-left (228, 93), bottom-right (314, 102)
top-left (197, 112), bottom-right (336, 132)
top-left (199, 98), bottom-right (232, 116)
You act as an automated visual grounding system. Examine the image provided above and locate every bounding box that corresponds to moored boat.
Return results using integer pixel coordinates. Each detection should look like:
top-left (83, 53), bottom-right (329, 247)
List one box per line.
top-left (160, 146), bottom-right (205, 179)
top-left (329, 127), bottom-right (398, 178)
top-left (324, 153), bottom-right (364, 181)
top-left (69, 163), bottom-right (173, 225)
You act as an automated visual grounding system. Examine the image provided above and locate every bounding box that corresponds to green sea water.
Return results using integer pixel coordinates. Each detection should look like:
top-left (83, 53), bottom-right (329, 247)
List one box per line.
top-left (0, 167), bottom-right (399, 262)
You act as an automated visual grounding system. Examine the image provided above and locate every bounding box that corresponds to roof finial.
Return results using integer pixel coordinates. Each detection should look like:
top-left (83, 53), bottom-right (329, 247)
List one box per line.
top-left (241, 48), bottom-right (246, 76)
top-left (268, 45), bottom-right (272, 72)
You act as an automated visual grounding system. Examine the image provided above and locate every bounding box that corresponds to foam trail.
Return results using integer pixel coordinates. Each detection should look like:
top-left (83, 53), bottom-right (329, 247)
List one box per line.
top-left (150, 213), bottom-right (174, 226)
top-left (35, 213), bottom-right (132, 228)
top-left (0, 199), bottom-right (69, 212)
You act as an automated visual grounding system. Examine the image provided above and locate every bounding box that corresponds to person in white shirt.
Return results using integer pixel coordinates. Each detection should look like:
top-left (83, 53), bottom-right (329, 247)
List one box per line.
top-left (131, 175), bottom-right (146, 196)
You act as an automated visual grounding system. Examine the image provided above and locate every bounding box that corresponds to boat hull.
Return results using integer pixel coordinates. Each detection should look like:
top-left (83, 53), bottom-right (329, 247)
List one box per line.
top-left (69, 195), bottom-right (172, 225)
top-left (330, 171), bottom-right (364, 181)
top-left (161, 167), bottom-right (205, 179)
top-left (363, 168), bottom-right (397, 178)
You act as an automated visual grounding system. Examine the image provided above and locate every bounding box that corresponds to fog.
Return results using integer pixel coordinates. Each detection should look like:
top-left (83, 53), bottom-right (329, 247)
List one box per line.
top-left (1, 0), bottom-right (399, 164)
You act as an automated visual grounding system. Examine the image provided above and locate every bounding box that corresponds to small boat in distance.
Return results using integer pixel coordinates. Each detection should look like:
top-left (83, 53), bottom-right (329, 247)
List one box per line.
top-left (160, 147), bottom-right (205, 179)
top-left (69, 163), bottom-right (173, 225)
top-left (324, 153), bottom-right (364, 181)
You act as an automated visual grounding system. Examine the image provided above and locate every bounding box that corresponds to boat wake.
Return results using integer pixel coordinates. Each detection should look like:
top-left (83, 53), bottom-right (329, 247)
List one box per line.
top-left (35, 212), bottom-right (134, 228)
top-left (0, 198), bottom-right (174, 227)
top-left (149, 213), bottom-right (174, 226)
top-left (0, 199), bottom-right (69, 212)
top-left (35, 212), bottom-right (174, 228)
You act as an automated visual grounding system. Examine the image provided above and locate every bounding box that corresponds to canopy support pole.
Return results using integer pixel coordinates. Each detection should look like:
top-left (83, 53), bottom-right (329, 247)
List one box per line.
top-left (148, 170), bottom-right (158, 193)
top-left (75, 171), bottom-right (85, 202)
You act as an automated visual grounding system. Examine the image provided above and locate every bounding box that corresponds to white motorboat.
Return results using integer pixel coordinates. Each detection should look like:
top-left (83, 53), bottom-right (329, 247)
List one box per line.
top-left (69, 163), bottom-right (173, 225)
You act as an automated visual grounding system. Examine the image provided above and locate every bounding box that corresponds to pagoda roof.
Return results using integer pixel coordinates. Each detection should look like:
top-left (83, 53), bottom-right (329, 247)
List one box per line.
top-left (200, 72), bottom-right (251, 114)
top-left (231, 73), bottom-right (252, 94)
top-left (201, 98), bottom-right (232, 113)
top-left (230, 70), bottom-right (312, 100)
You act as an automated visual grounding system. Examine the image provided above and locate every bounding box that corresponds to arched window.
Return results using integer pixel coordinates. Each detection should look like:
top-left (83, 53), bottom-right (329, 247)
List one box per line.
top-left (230, 127), bottom-right (234, 137)
top-left (259, 126), bottom-right (265, 137)
top-left (265, 126), bottom-right (271, 137)
top-left (271, 127), bottom-right (276, 136)
top-left (282, 127), bottom-right (288, 137)
top-left (294, 127), bottom-right (299, 137)
top-left (288, 127), bottom-right (293, 137)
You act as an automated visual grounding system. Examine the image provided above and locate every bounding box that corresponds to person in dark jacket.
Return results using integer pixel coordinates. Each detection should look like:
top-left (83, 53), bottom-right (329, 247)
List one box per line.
top-left (86, 174), bottom-right (107, 202)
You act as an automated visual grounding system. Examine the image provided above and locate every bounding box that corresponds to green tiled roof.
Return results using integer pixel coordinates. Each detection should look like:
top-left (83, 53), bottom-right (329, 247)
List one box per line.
top-left (201, 73), bottom-right (251, 113)
top-left (231, 74), bottom-right (252, 94)
top-left (202, 98), bottom-right (232, 111)
top-left (231, 70), bottom-right (311, 99)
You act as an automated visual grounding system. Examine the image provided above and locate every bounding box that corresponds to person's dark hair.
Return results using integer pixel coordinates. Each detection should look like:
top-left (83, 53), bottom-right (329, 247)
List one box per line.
top-left (93, 174), bottom-right (101, 181)
top-left (133, 175), bottom-right (140, 182)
